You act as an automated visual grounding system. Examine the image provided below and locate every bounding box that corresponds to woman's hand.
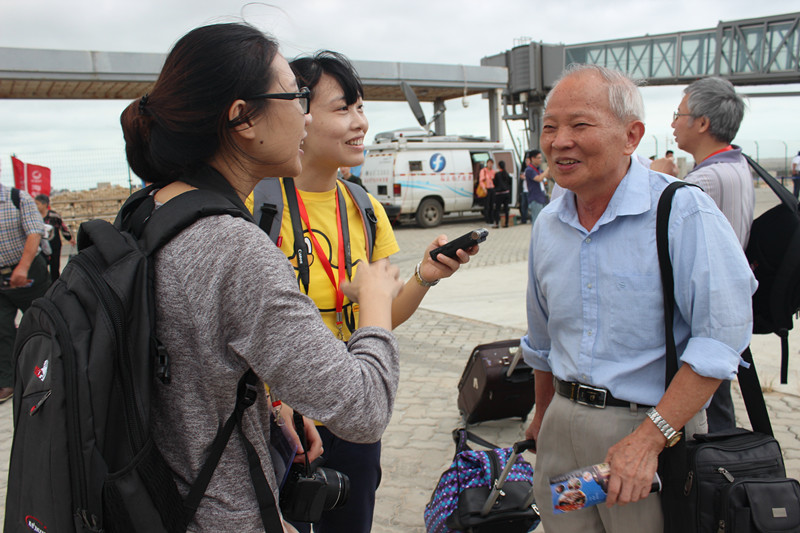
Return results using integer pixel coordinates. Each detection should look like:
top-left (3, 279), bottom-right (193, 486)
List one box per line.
top-left (341, 259), bottom-right (402, 330)
top-left (279, 403), bottom-right (324, 463)
top-left (341, 259), bottom-right (402, 304)
top-left (295, 416), bottom-right (324, 464)
top-left (421, 234), bottom-right (478, 283)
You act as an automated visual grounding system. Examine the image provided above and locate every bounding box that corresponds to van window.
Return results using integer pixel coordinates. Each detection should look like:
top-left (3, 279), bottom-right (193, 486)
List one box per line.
top-left (409, 161), bottom-right (423, 172)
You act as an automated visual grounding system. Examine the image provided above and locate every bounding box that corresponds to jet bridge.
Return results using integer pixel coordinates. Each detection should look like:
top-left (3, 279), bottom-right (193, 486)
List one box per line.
top-left (484, 11), bottom-right (800, 150)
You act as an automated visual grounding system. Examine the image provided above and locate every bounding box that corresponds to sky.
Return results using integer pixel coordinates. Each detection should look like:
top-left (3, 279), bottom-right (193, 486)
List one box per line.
top-left (1, 0), bottom-right (799, 188)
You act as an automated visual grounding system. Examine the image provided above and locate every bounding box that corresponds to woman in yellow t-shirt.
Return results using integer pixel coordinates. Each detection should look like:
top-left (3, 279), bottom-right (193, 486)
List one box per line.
top-left (277, 51), bottom-right (477, 533)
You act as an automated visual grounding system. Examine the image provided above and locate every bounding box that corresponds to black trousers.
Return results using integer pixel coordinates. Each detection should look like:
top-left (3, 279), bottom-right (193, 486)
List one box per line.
top-left (47, 240), bottom-right (62, 282)
top-left (494, 191), bottom-right (510, 225)
top-left (0, 254), bottom-right (50, 388)
top-left (484, 188), bottom-right (496, 223)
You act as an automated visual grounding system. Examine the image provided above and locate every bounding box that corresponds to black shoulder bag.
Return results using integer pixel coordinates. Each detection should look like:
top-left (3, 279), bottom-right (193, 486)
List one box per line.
top-left (656, 181), bottom-right (800, 533)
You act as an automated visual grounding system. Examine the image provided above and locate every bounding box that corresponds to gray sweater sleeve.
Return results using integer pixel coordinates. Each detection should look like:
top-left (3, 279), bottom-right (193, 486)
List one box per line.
top-left (157, 215), bottom-right (399, 443)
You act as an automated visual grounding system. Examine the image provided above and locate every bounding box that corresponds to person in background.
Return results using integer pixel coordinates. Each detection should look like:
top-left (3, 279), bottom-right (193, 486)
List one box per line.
top-left (518, 154), bottom-right (530, 223)
top-left (339, 166), bottom-right (364, 189)
top-left (792, 150), bottom-right (800, 199)
top-left (479, 158), bottom-right (496, 224)
top-left (525, 150), bottom-right (548, 225)
top-left (34, 194), bottom-right (75, 282)
top-left (248, 50), bottom-right (477, 533)
top-left (650, 150), bottom-right (679, 177)
top-left (670, 76), bottom-right (754, 432)
top-left (522, 64), bottom-right (755, 533)
top-left (0, 183), bottom-right (50, 403)
top-left (120, 24), bottom-right (406, 532)
top-left (492, 160), bottom-right (512, 228)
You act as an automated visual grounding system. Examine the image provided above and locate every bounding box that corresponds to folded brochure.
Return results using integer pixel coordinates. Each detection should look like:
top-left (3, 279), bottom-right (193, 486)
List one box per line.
top-left (550, 462), bottom-right (661, 513)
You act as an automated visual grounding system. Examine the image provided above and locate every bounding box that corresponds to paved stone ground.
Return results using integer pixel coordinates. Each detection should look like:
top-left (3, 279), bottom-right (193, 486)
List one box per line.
top-left (2, 185), bottom-right (799, 532)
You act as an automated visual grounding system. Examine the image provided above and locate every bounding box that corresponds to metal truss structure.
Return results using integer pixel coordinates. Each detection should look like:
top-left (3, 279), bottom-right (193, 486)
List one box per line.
top-left (565, 12), bottom-right (800, 86)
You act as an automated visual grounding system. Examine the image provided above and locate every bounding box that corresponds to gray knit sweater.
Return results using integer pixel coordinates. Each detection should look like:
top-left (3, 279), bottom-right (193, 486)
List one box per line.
top-left (150, 214), bottom-right (399, 532)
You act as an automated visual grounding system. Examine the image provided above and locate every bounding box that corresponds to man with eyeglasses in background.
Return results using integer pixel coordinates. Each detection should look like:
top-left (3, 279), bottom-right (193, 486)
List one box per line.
top-left (670, 76), bottom-right (754, 432)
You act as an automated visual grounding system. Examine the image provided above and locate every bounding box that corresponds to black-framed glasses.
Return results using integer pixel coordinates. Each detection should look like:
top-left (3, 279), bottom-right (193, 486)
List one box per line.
top-left (672, 111), bottom-right (693, 121)
top-left (246, 87), bottom-right (310, 114)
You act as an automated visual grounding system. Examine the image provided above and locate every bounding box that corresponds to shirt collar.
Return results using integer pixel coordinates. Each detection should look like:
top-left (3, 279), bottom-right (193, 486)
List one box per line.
top-left (556, 156), bottom-right (651, 232)
top-left (693, 145), bottom-right (743, 172)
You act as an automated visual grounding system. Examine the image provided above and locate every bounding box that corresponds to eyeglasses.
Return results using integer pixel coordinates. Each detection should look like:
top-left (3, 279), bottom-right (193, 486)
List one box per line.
top-left (672, 111), bottom-right (693, 121)
top-left (246, 87), bottom-right (310, 114)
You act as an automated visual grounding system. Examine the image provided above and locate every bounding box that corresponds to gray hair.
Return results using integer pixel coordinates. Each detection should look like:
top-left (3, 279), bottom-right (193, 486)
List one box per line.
top-left (545, 64), bottom-right (645, 123)
top-left (684, 77), bottom-right (745, 144)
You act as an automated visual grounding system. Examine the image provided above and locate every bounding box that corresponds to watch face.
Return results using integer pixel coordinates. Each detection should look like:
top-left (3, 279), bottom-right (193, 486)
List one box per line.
top-left (666, 433), bottom-right (682, 447)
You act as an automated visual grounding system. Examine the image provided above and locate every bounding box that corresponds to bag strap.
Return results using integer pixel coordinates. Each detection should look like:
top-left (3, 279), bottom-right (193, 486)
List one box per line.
top-left (656, 181), bottom-right (773, 436)
top-left (451, 428), bottom-right (499, 453)
top-left (282, 178), bottom-right (311, 294)
top-left (11, 187), bottom-right (20, 210)
top-left (252, 178), bottom-right (284, 243)
top-left (339, 178), bottom-right (377, 263)
top-left (184, 369), bottom-right (283, 532)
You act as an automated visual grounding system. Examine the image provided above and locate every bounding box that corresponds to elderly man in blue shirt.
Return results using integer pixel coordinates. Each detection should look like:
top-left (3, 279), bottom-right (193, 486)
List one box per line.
top-left (521, 64), bottom-right (757, 533)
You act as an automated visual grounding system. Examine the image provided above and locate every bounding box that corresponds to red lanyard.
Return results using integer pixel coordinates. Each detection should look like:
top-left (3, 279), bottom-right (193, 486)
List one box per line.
top-left (294, 185), bottom-right (347, 339)
top-left (703, 145), bottom-right (734, 162)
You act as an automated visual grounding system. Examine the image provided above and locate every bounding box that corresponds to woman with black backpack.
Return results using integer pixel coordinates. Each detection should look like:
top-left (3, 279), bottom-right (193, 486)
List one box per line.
top-left (119, 23), bottom-right (405, 532)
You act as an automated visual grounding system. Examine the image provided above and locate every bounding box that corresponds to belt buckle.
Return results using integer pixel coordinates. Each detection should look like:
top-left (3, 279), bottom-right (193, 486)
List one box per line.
top-left (576, 384), bottom-right (607, 408)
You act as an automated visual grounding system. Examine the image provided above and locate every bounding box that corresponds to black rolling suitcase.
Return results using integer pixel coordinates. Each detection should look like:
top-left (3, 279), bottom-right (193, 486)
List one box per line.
top-left (457, 339), bottom-right (535, 424)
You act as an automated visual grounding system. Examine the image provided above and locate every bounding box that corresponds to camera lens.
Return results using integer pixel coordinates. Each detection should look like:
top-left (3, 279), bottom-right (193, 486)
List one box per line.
top-left (317, 467), bottom-right (350, 510)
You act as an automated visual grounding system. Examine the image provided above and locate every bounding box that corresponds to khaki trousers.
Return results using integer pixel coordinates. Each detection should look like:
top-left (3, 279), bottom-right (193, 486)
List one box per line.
top-left (533, 393), bottom-right (707, 533)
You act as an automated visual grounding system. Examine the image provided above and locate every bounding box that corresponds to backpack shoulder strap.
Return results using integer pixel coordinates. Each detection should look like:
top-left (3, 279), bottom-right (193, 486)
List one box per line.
top-left (136, 189), bottom-right (248, 256)
top-left (251, 178), bottom-right (284, 243)
top-left (339, 178), bottom-right (377, 261)
top-left (10, 187), bottom-right (20, 210)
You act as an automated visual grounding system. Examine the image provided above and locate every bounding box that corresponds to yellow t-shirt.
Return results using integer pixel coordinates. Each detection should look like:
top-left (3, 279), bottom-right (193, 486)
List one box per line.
top-left (247, 179), bottom-right (399, 341)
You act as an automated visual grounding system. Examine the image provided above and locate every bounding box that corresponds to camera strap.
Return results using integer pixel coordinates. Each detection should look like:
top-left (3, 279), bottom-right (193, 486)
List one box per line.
top-left (292, 411), bottom-right (314, 477)
top-left (291, 180), bottom-right (349, 339)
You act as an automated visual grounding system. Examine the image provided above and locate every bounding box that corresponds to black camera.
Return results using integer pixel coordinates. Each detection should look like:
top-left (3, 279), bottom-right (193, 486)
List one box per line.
top-left (279, 457), bottom-right (350, 523)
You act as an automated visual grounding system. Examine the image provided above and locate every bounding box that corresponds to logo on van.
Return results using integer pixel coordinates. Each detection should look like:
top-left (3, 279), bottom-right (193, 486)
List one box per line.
top-left (430, 153), bottom-right (446, 172)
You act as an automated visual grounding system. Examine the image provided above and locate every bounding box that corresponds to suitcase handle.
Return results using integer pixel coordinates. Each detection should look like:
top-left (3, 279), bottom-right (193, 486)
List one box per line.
top-left (480, 438), bottom-right (537, 516)
top-left (505, 346), bottom-right (523, 378)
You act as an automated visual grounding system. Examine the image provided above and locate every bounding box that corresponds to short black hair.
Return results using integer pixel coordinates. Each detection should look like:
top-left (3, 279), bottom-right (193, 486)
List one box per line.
top-left (498, 160), bottom-right (506, 170)
top-left (290, 51), bottom-right (364, 107)
top-left (528, 149), bottom-right (542, 159)
top-left (34, 194), bottom-right (49, 204)
top-left (666, 150), bottom-right (674, 156)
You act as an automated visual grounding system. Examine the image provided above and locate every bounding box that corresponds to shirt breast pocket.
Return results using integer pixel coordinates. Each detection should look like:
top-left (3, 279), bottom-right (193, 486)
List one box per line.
top-left (608, 273), bottom-right (663, 352)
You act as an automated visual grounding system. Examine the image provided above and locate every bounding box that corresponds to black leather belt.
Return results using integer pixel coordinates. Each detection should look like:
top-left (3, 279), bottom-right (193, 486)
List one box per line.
top-left (555, 378), bottom-right (647, 409)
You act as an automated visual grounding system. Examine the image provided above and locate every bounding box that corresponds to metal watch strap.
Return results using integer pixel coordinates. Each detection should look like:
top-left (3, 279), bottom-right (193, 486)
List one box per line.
top-left (414, 261), bottom-right (439, 287)
top-left (646, 407), bottom-right (679, 445)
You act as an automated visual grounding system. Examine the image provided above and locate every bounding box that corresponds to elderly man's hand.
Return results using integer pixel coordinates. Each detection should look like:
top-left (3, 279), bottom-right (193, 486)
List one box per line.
top-left (603, 423), bottom-right (665, 506)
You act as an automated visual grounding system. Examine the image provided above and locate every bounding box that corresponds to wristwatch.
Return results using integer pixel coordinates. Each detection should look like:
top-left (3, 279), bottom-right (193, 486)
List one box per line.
top-left (414, 261), bottom-right (439, 287)
top-left (646, 407), bottom-right (682, 447)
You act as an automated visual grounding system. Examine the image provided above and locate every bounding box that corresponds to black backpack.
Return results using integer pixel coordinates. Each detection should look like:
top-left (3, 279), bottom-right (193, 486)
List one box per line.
top-left (4, 186), bottom-right (282, 533)
top-left (744, 155), bottom-right (800, 384)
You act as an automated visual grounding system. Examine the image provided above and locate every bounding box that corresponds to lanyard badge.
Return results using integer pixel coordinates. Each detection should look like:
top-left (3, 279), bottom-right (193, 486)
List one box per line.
top-left (294, 184), bottom-right (348, 339)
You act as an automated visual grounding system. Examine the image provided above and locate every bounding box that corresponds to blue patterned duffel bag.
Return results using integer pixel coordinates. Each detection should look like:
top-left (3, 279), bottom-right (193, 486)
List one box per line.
top-left (424, 429), bottom-right (540, 533)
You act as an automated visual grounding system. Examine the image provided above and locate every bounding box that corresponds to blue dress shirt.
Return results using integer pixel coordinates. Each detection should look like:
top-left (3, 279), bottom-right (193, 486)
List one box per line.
top-left (521, 158), bottom-right (757, 407)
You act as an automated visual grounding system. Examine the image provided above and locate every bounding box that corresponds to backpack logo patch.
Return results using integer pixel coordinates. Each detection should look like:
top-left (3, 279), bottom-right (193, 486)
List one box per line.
top-left (34, 360), bottom-right (48, 382)
top-left (25, 515), bottom-right (47, 533)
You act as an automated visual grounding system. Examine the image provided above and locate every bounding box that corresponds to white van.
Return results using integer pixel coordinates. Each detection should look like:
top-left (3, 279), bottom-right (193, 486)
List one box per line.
top-left (361, 131), bottom-right (518, 227)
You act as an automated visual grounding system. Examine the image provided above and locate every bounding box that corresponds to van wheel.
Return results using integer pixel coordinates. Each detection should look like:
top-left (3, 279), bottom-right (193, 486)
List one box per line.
top-left (416, 198), bottom-right (443, 228)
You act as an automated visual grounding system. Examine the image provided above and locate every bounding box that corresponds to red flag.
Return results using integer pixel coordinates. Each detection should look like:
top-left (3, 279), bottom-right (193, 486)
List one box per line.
top-left (10, 156), bottom-right (51, 197)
